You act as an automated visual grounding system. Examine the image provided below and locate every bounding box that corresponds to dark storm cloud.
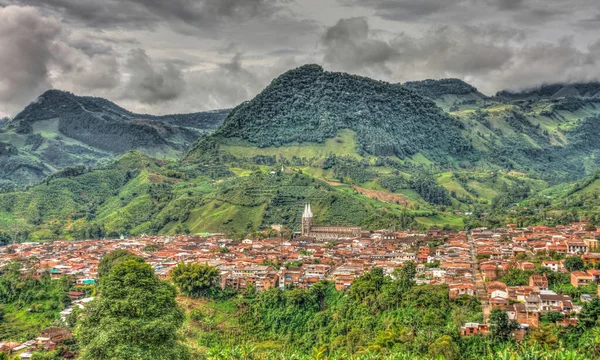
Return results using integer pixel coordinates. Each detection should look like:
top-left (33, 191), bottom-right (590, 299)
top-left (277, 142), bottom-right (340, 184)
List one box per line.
top-left (0, 6), bottom-right (60, 111)
top-left (321, 17), bottom-right (398, 74)
top-left (0, 6), bottom-right (127, 114)
top-left (66, 31), bottom-right (140, 57)
top-left (1, 0), bottom-right (600, 116)
top-left (390, 25), bottom-right (517, 76)
top-left (122, 49), bottom-right (186, 104)
top-left (0, 0), bottom-right (285, 33)
top-left (319, 17), bottom-right (600, 95)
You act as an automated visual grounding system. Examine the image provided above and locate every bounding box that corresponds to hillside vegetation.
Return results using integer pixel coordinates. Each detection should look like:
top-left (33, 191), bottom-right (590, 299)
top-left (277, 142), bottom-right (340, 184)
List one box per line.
top-left (0, 90), bottom-right (229, 189)
top-left (4, 66), bottom-right (600, 239)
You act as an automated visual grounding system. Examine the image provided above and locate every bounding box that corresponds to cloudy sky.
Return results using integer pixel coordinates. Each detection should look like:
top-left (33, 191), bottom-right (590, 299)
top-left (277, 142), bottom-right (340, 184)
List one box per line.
top-left (1, 0), bottom-right (599, 117)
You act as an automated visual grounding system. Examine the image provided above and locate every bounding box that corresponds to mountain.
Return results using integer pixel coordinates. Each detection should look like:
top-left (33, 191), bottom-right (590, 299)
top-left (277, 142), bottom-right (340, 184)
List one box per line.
top-left (187, 65), bottom-right (600, 180)
top-left (0, 90), bottom-right (229, 189)
top-left (4, 65), bottom-right (600, 241)
top-left (187, 64), bottom-right (472, 163)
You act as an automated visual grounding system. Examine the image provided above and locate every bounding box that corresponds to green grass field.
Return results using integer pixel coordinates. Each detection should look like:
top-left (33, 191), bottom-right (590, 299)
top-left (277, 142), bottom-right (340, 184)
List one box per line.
top-left (222, 129), bottom-right (361, 160)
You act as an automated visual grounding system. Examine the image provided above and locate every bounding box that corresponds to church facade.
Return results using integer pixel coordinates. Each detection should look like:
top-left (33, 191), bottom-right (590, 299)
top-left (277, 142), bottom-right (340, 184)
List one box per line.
top-left (301, 204), bottom-right (361, 240)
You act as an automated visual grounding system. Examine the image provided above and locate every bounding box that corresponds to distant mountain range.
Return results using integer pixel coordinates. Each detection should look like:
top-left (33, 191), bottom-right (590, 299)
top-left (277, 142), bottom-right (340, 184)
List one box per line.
top-left (0, 90), bottom-right (229, 189)
top-left (2, 65), bottom-right (600, 241)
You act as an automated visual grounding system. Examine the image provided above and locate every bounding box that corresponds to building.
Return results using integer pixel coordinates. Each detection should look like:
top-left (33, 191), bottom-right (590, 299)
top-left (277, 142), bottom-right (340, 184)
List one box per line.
top-left (301, 204), bottom-right (361, 240)
top-left (460, 323), bottom-right (489, 336)
top-left (571, 271), bottom-right (593, 288)
top-left (529, 274), bottom-right (548, 290)
top-left (567, 241), bottom-right (588, 255)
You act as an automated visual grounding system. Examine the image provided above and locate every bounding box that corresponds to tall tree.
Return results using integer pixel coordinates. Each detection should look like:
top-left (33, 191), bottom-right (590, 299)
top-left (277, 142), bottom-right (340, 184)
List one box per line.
top-left (489, 308), bottom-right (519, 343)
top-left (77, 258), bottom-right (189, 360)
top-left (564, 256), bottom-right (585, 272)
top-left (170, 262), bottom-right (220, 298)
top-left (97, 249), bottom-right (144, 279)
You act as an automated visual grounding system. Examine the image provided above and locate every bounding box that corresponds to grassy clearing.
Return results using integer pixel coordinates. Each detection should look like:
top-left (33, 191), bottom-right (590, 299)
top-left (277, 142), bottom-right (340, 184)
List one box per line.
top-left (437, 173), bottom-right (473, 199)
top-left (415, 213), bottom-right (464, 229)
top-left (185, 201), bottom-right (266, 234)
top-left (222, 129), bottom-right (361, 160)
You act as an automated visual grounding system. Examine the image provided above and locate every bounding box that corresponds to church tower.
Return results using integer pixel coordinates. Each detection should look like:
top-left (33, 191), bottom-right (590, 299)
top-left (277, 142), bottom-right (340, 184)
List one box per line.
top-left (301, 203), bottom-right (313, 236)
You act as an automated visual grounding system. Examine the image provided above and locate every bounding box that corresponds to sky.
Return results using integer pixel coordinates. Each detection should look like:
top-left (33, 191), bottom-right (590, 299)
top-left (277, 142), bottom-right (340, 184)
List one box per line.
top-left (1, 0), bottom-right (599, 117)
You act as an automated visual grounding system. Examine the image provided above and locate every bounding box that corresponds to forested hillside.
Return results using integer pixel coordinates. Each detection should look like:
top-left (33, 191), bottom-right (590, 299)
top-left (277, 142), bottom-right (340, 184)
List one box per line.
top-left (203, 64), bottom-right (471, 161)
top-left (0, 90), bottom-right (229, 189)
top-left (0, 152), bottom-right (424, 243)
top-left (4, 66), bottom-right (600, 239)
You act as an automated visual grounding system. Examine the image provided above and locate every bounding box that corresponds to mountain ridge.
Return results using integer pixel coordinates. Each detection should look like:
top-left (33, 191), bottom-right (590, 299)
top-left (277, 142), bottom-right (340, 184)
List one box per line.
top-left (3, 66), bottom-right (600, 239)
top-left (0, 89), bottom-right (229, 189)
top-left (188, 64), bottom-right (471, 163)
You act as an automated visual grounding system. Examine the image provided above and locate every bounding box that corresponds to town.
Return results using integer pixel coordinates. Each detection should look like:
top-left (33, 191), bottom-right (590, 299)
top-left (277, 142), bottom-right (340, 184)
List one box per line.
top-left (1, 219), bottom-right (600, 356)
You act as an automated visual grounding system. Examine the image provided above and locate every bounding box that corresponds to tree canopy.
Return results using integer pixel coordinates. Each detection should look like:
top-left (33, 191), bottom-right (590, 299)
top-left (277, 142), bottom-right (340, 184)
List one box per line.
top-left (77, 256), bottom-right (188, 360)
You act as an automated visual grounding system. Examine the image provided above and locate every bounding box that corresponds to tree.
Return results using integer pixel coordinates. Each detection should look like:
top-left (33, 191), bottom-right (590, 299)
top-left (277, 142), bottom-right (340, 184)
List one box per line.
top-left (527, 324), bottom-right (559, 349)
top-left (97, 249), bottom-right (144, 279)
top-left (579, 297), bottom-right (600, 329)
top-left (428, 335), bottom-right (460, 360)
top-left (350, 267), bottom-right (389, 304)
top-left (387, 261), bottom-right (417, 307)
top-left (564, 256), bottom-right (585, 272)
top-left (545, 311), bottom-right (564, 323)
top-left (489, 308), bottom-right (519, 343)
top-left (76, 259), bottom-right (189, 360)
top-left (170, 262), bottom-right (220, 298)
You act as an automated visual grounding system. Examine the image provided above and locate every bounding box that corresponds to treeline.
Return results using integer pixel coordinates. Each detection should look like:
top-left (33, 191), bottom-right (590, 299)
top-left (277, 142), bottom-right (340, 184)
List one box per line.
top-left (404, 78), bottom-right (480, 99)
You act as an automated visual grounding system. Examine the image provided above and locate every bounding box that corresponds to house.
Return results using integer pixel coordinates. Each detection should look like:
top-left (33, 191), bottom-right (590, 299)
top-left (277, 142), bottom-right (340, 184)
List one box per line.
top-left (582, 253), bottom-right (600, 266)
top-left (460, 323), bottom-right (488, 336)
top-left (449, 283), bottom-right (477, 298)
top-left (334, 274), bottom-right (355, 291)
top-left (581, 294), bottom-right (593, 302)
top-left (541, 260), bottom-right (561, 272)
top-left (539, 291), bottom-right (570, 312)
top-left (584, 238), bottom-right (599, 250)
top-left (529, 274), bottom-right (548, 290)
top-left (487, 282), bottom-right (508, 299)
top-left (514, 303), bottom-right (539, 327)
top-left (67, 291), bottom-right (86, 301)
top-left (39, 328), bottom-right (72, 343)
top-left (587, 269), bottom-right (600, 282)
top-left (567, 241), bottom-right (588, 254)
top-left (571, 271), bottom-right (593, 288)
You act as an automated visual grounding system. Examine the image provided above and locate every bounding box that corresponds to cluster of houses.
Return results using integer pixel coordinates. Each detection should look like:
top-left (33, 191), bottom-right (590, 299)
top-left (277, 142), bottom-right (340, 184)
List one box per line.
top-left (1, 221), bottom-right (599, 347)
top-left (1, 230), bottom-right (480, 293)
top-left (0, 328), bottom-right (74, 359)
top-left (460, 223), bottom-right (600, 337)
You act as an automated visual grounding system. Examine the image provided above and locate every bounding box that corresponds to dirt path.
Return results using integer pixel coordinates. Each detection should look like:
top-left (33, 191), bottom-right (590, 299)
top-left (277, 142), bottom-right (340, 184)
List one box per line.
top-left (352, 185), bottom-right (413, 206)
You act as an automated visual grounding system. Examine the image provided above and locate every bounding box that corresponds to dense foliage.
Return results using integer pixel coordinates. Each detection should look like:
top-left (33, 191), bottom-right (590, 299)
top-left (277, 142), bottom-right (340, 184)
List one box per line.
top-left (76, 256), bottom-right (189, 360)
top-left (171, 262), bottom-right (220, 298)
top-left (404, 78), bottom-right (481, 99)
top-left (0, 260), bottom-right (70, 340)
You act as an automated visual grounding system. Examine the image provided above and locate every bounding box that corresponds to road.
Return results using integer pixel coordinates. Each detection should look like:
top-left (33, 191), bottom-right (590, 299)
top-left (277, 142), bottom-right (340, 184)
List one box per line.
top-left (468, 231), bottom-right (490, 321)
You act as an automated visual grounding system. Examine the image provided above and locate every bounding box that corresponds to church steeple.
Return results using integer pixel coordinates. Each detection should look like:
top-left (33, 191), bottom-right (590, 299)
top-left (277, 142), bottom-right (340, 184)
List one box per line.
top-left (303, 203), bottom-right (313, 218)
top-left (302, 203), bottom-right (313, 236)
